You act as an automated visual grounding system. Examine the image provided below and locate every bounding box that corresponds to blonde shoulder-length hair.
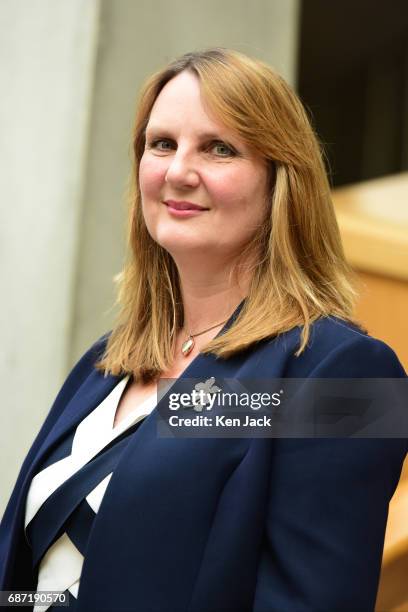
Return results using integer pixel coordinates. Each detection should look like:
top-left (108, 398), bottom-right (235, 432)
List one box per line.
top-left (97, 47), bottom-right (360, 383)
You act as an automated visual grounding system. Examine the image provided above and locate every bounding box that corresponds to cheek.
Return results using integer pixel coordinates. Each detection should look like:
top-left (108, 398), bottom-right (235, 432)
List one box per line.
top-left (208, 167), bottom-right (267, 214)
top-left (206, 170), bottom-right (247, 207)
top-left (139, 156), bottom-right (166, 197)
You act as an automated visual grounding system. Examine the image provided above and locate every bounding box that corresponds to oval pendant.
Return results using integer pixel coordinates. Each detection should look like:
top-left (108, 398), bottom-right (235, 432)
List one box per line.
top-left (181, 337), bottom-right (194, 356)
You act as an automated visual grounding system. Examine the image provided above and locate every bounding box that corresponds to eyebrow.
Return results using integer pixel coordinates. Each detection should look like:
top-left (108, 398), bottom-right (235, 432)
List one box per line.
top-left (144, 125), bottom-right (231, 141)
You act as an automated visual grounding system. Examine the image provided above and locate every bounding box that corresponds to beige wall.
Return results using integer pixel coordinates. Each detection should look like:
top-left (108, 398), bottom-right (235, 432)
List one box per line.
top-left (0, 0), bottom-right (100, 516)
top-left (0, 0), bottom-right (300, 517)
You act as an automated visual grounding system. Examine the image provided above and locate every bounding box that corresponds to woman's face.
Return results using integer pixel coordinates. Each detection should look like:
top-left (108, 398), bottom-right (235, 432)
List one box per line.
top-left (139, 70), bottom-right (269, 263)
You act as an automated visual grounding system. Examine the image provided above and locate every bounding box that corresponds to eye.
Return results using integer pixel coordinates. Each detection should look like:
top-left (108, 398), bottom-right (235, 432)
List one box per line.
top-left (147, 138), bottom-right (174, 152)
top-left (209, 141), bottom-right (237, 157)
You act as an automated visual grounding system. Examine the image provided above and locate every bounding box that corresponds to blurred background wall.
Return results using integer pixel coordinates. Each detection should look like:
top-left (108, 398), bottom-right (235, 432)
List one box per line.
top-left (1, 0), bottom-right (407, 608)
top-left (0, 0), bottom-right (100, 513)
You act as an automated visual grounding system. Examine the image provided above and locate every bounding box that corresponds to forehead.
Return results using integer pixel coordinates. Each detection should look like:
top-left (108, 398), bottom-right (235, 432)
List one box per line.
top-left (147, 71), bottom-right (228, 134)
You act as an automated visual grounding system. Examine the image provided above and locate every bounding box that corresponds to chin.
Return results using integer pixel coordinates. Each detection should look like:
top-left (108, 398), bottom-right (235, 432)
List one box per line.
top-left (154, 234), bottom-right (211, 256)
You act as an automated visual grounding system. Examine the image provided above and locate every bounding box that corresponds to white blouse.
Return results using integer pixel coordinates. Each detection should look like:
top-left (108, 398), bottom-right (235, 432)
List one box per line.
top-left (24, 375), bottom-right (157, 611)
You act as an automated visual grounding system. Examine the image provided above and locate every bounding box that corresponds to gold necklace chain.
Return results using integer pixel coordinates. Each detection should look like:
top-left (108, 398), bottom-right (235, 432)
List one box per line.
top-left (181, 319), bottom-right (228, 357)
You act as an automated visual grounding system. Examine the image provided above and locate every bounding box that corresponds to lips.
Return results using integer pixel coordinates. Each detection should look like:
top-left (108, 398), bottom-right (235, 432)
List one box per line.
top-left (164, 200), bottom-right (209, 211)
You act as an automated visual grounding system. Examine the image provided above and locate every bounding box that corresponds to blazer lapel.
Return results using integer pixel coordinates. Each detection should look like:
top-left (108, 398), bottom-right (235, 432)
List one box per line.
top-left (22, 370), bottom-right (122, 489)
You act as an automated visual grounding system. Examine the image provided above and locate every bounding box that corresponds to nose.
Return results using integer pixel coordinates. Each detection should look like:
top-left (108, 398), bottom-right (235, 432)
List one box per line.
top-left (165, 150), bottom-right (200, 189)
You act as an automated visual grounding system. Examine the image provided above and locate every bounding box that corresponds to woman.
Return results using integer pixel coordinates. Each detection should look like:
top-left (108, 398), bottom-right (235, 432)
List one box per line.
top-left (1, 48), bottom-right (406, 612)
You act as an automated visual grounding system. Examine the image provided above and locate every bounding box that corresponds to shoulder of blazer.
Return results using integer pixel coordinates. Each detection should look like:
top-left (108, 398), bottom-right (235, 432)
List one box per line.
top-left (42, 332), bottom-right (111, 426)
top-left (256, 315), bottom-right (406, 379)
top-left (8, 333), bottom-right (111, 485)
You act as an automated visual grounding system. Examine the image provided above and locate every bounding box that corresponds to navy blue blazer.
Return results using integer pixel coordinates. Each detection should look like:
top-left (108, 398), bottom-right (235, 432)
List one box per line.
top-left (1, 312), bottom-right (407, 612)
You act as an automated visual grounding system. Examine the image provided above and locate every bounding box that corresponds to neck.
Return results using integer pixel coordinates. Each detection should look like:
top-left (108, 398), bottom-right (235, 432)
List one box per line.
top-left (167, 249), bottom-right (257, 360)
top-left (173, 253), bottom-right (253, 335)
